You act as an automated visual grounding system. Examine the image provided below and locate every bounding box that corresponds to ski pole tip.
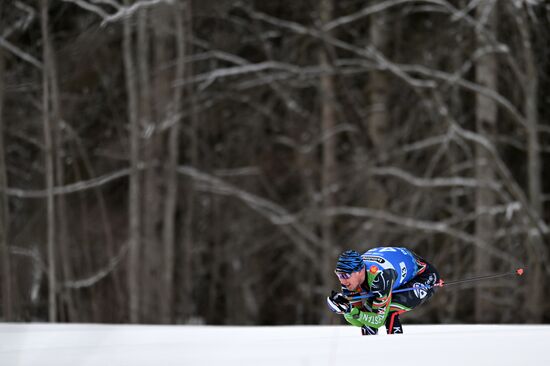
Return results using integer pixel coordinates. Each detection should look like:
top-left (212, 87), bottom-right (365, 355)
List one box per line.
top-left (516, 268), bottom-right (524, 276)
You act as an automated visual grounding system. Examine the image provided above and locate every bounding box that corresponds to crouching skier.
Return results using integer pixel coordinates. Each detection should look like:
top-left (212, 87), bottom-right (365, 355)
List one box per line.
top-left (327, 247), bottom-right (440, 335)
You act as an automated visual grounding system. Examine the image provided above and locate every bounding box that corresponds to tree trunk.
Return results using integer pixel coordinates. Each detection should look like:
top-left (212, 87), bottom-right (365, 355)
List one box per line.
top-left (319, 0), bottom-right (336, 324)
top-left (365, 7), bottom-right (390, 230)
top-left (0, 47), bottom-right (13, 321)
top-left (46, 15), bottom-right (76, 322)
top-left (137, 7), bottom-right (152, 322)
top-left (41, 0), bottom-right (57, 323)
top-left (446, 14), bottom-right (467, 322)
top-left (67, 126), bottom-right (124, 320)
top-left (138, 6), bottom-right (165, 323)
top-left (160, 1), bottom-right (182, 324)
top-left (123, 0), bottom-right (141, 324)
top-left (180, 0), bottom-right (196, 323)
top-left (517, 3), bottom-right (544, 323)
top-left (474, 1), bottom-right (497, 324)
top-left (368, 12), bottom-right (389, 149)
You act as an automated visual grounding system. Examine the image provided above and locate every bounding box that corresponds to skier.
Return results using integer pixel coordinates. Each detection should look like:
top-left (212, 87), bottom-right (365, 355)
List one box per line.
top-left (327, 247), bottom-right (440, 335)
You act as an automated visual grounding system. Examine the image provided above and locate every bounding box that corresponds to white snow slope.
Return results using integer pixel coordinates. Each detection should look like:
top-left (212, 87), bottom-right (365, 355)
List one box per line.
top-left (1, 323), bottom-right (548, 366)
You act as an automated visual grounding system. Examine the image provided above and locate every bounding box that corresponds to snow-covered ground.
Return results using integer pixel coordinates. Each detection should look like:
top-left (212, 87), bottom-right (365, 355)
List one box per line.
top-left (1, 323), bottom-right (548, 366)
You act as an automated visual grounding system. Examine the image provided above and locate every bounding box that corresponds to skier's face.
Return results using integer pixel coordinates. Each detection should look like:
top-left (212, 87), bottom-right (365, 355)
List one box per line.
top-left (337, 269), bottom-right (364, 291)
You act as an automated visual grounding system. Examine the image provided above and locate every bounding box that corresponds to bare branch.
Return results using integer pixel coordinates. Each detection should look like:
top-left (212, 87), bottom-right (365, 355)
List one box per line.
top-left (62, 0), bottom-right (174, 25)
top-left (214, 167), bottom-right (262, 177)
top-left (325, 206), bottom-right (521, 265)
top-left (62, 0), bottom-right (110, 19)
top-left (2, 166), bottom-right (147, 198)
top-left (324, 0), bottom-right (415, 31)
top-left (102, 0), bottom-right (173, 24)
top-left (442, 202), bottom-right (522, 227)
top-left (274, 124), bottom-right (358, 154)
top-left (0, 37), bottom-right (42, 69)
top-left (2, 1), bottom-right (36, 38)
top-left (177, 165), bottom-right (321, 262)
top-left (173, 61), bottom-right (302, 91)
top-left (183, 38), bottom-right (312, 118)
top-left (371, 166), bottom-right (503, 191)
top-left (325, 0), bottom-right (524, 86)
top-left (449, 116), bottom-right (549, 236)
top-left (12, 242), bottom-right (128, 291)
top-left (400, 63), bottom-right (527, 129)
top-left (242, 6), bottom-right (436, 90)
top-left (10, 246), bottom-right (45, 303)
top-left (89, 0), bottom-right (122, 9)
top-left (63, 243), bottom-right (129, 289)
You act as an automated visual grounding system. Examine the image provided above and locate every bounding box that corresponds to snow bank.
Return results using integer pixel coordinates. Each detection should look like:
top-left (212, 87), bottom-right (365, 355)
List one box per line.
top-left (1, 323), bottom-right (548, 366)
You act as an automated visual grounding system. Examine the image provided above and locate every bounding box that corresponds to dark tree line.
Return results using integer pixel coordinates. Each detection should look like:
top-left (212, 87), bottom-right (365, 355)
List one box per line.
top-left (0, 0), bottom-right (549, 325)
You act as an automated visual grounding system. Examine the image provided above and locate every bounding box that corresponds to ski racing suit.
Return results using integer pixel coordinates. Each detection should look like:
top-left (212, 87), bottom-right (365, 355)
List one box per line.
top-left (341, 247), bottom-right (439, 334)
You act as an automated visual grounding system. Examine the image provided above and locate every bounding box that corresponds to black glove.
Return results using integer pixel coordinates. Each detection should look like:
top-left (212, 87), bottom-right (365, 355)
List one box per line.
top-left (326, 291), bottom-right (351, 314)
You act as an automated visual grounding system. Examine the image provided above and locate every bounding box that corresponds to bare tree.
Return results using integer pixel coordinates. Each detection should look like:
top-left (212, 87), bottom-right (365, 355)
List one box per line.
top-left (179, 0), bottom-right (196, 323)
top-left (136, 5), bottom-right (158, 322)
top-left (515, 2), bottom-right (544, 323)
top-left (0, 47), bottom-right (12, 321)
top-left (474, 0), bottom-right (498, 323)
top-left (159, 1), bottom-right (181, 324)
top-left (123, 0), bottom-right (142, 324)
top-left (368, 11), bottom-right (389, 150)
top-left (41, 0), bottom-right (57, 322)
top-left (319, 0), bottom-right (337, 324)
top-left (44, 8), bottom-right (76, 322)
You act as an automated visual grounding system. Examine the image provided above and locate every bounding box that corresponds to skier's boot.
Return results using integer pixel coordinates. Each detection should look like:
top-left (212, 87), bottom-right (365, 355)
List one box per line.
top-left (385, 312), bottom-right (403, 334)
top-left (361, 325), bottom-right (378, 336)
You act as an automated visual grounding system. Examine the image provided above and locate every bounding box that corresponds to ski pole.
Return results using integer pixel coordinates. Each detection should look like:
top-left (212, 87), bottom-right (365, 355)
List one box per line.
top-left (437, 267), bottom-right (524, 288)
top-left (345, 267), bottom-right (524, 302)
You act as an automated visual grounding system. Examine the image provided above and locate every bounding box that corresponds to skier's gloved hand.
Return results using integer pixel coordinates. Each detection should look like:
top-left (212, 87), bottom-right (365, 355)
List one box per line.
top-left (348, 307), bottom-right (360, 317)
top-left (344, 307), bottom-right (387, 329)
top-left (342, 307), bottom-right (364, 327)
top-left (326, 291), bottom-right (351, 314)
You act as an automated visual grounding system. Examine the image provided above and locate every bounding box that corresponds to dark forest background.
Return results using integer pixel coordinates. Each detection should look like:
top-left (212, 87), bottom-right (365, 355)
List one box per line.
top-left (1, 0), bottom-right (549, 325)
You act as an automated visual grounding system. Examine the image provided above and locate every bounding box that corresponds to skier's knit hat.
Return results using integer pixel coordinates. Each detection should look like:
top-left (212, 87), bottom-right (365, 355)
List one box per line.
top-left (335, 250), bottom-right (365, 273)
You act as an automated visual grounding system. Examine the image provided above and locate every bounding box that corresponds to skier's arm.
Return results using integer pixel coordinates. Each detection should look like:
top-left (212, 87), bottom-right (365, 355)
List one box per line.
top-left (343, 269), bottom-right (396, 328)
top-left (370, 268), bottom-right (396, 314)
